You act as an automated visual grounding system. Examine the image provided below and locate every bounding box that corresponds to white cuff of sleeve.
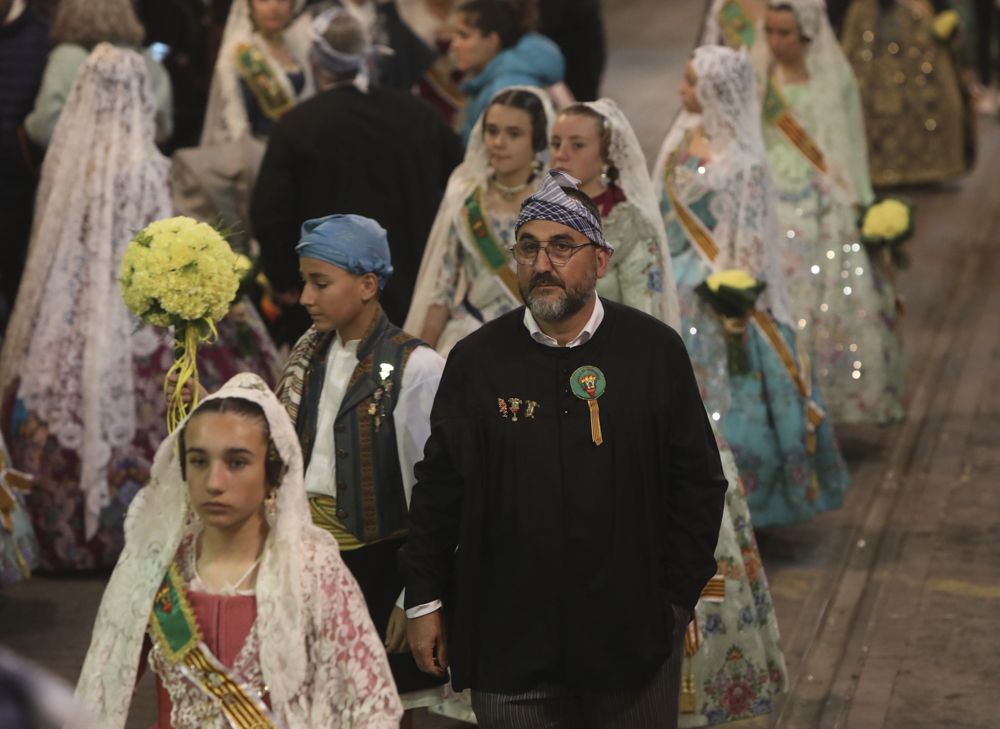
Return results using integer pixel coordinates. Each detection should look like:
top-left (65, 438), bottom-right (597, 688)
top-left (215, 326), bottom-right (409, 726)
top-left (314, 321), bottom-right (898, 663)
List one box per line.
top-left (395, 589), bottom-right (405, 610)
top-left (405, 599), bottom-right (443, 619)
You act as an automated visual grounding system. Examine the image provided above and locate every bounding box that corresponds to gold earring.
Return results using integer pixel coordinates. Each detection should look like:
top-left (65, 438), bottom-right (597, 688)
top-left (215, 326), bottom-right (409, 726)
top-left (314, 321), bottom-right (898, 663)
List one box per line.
top-left (264, 489), bottom-right (278, 520)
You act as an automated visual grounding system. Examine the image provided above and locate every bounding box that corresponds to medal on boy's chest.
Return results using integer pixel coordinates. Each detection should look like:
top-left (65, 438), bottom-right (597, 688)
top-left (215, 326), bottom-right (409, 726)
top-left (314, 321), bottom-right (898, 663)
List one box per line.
top-left (570, 365), bottom-right (606, 446)
top-left (367, 363), bottom-right (395, 431)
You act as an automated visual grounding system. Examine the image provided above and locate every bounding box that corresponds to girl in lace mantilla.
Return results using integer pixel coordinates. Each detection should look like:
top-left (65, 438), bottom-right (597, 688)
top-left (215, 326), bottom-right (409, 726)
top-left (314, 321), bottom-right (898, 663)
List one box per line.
top-left (655, 45), bottom-right (849, 528)
top-left (406, 86), bottom-right (555, 355)
top-left (75, 374), bottom-right (402, 728)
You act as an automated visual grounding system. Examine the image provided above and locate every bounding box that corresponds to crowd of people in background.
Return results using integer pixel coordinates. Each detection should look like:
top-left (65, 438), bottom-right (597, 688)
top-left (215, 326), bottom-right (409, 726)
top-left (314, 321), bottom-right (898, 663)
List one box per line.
top-left (0, 0), bottom-right (984, 726)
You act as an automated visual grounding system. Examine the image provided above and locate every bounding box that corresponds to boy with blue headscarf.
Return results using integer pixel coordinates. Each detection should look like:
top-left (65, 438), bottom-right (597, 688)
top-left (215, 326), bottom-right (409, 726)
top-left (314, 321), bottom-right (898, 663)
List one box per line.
top-left (273, 213), bottom-right (448, 703)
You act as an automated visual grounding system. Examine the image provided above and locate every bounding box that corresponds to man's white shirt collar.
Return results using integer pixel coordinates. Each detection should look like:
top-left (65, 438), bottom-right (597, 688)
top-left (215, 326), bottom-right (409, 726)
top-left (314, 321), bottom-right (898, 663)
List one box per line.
top-left (523, 296), bottom-right (605, 348)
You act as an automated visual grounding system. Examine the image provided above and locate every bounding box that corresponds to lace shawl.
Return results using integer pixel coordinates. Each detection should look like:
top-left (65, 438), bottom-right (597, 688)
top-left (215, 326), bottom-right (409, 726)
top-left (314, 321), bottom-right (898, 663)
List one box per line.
top-left (653, 45), bottom-right (793, 326)
top-left (74, 374), bottom-right (402, 729)
top-left (0, 44), bottom-right (172, 539)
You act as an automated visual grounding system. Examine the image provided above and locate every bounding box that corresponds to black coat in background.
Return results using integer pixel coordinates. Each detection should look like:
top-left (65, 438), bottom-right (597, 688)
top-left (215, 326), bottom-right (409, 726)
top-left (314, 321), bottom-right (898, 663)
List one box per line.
top-left (399, 300), bottom-right (728, 693)
top-left (0, 6), bottom-right (47, 328)
top-left (250, 85), bottom-right (462, 335)
top-left (538, 0), bottom-right (606, 101)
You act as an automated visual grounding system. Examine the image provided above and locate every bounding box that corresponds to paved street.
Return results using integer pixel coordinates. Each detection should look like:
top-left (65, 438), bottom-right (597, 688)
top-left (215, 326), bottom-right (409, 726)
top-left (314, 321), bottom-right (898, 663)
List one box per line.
top-left (2, 2), bottom-right (998, 727)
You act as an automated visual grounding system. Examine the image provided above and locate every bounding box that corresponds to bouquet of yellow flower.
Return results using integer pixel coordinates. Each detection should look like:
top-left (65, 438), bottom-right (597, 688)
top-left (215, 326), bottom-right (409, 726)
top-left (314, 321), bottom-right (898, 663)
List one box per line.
top-left (860, 197), bottom-right (914, 268)
top-left (120, 216), bottom-right (249, 431)
top-left (695, 269), bottom-right (767, 375)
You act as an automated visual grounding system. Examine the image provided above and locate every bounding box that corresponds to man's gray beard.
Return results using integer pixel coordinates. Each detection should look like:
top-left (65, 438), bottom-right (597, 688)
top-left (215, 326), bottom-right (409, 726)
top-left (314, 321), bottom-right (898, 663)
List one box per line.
top-left (525, 288), bottom-right (591, 321)
top-left (522, 273), bottom-right (597, 322)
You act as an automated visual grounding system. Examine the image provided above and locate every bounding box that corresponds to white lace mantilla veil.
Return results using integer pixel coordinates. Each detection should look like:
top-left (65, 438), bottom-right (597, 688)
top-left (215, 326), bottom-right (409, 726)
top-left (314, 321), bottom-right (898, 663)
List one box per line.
top-left (404, 85), bottom-right (556, 340)
top-left (700, 0), bottom-right (730, 45)
top-left (753, 0), bottom-right (872, 205)
top-left (74, 373), bottom-right (402, 729)
top-left (584, 98), bottom-right (681, 331)
top-left (0, 44), bottom-right (172, 539)
top-left (200, 0), bottom-right (315, 145)
top-left (653, 45), bottom-right (793, 327)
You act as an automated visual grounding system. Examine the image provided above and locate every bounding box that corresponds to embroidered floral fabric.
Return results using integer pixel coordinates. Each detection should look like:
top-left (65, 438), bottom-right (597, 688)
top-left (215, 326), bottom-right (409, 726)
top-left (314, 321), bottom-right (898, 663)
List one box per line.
top-left (681, 436), bottom-right (788, 725)
top-left (596, 201), bottom-right (669, 319)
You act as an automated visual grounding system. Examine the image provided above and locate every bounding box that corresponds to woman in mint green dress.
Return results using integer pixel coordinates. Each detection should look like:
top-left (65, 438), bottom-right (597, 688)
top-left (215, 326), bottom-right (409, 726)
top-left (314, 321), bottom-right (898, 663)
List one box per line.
top-left (655, 45), bottom-right (848, 528)
top-left (759, 0), bottom-right (905, 424)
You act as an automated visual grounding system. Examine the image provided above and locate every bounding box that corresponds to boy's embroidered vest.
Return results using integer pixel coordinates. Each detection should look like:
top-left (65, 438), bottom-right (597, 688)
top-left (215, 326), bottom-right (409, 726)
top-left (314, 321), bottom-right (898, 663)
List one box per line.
top-left (290, 313), bottom-right (424, 543)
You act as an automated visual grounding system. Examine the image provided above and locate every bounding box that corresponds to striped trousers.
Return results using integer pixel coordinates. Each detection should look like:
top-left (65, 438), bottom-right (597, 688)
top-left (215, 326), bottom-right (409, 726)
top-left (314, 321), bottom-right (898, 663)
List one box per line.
top-left (471, 626), bottom-right (685, 729)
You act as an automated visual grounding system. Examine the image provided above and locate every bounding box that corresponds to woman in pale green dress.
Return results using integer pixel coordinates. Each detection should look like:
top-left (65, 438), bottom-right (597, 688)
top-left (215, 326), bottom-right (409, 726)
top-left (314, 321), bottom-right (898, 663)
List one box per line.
top-left (760, 0), bottom-right (905, 424)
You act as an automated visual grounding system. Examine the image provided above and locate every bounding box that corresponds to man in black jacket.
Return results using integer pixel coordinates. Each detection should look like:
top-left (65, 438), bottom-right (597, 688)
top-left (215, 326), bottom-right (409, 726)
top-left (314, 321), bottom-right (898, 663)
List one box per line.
top-left (400, 171), bottom-right (728, 728)
top-left (250, 6), bottom-right (461, 344)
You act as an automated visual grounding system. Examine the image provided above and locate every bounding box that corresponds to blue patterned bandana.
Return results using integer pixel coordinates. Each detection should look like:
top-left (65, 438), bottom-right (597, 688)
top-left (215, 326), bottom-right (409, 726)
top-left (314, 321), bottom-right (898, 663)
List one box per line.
top-left (296, 214), bottom-right (393, 289)
top-left (516, 169), bottom-right (612, 251)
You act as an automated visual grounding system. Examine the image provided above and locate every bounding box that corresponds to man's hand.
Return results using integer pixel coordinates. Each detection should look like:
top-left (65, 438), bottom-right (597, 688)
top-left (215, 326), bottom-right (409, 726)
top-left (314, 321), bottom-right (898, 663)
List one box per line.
top-left (385, 606), bottom-right (410, 654)
top-left (407, 610), bottom-right (448, 676)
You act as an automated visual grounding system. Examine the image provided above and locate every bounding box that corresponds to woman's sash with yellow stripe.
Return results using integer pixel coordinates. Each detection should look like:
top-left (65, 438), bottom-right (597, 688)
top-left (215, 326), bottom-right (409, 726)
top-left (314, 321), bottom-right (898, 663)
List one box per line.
top-left (235, 42), bottom-right (295, 122)
top-left (150, 564), bottom-right (278, 729)
top-left (463, 187), bottom-right (522, 304)
top-left (664, 171), bottom-right (826, 452)
top-left (763, 76), bottom-right (828, 176)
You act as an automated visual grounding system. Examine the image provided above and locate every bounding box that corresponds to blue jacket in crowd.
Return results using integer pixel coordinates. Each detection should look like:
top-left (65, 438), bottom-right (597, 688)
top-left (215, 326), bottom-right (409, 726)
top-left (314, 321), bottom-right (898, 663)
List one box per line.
top-left (459, 32), bottom-right (564, 143)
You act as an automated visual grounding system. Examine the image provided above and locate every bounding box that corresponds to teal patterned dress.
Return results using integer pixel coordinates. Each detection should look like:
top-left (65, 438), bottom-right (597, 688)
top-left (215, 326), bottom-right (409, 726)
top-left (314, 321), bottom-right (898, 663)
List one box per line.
top-left (663, 156), bottom-right (849, 527)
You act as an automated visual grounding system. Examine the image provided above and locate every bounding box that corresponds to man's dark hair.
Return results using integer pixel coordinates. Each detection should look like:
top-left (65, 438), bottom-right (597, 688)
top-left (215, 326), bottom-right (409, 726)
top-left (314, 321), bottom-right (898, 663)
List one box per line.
top-left (179, 397), bottom-right (285, 488)
top-left (486, 88), bottom-right (549, 152)
top-left (457, 0), bottom-right (538, 50)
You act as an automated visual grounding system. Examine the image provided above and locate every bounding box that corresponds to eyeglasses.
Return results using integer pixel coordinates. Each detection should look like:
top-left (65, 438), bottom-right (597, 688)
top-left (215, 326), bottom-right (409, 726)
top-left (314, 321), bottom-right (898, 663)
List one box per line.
top-left (510, 239), bottom-right (597, 266)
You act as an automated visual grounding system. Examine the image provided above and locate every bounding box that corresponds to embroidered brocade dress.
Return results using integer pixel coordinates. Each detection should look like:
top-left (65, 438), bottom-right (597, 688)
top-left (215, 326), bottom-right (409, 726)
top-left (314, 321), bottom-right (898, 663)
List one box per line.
top-left (594, 194), bottom-right (668, 317)
top-left (664, 155), bottom-right (849, 526)
top-left (764, 82), bottom-right (905, 424)
top-left (147, 536), bottom-right (266, 729)
top-left (680, 439), bottom-right (788, 727)
top-left (841, 0), bottom-right (972, 186)
top-left (427, 199), bottom-right (520, 354)
top-left (2, 315), bottom-right (282, 571)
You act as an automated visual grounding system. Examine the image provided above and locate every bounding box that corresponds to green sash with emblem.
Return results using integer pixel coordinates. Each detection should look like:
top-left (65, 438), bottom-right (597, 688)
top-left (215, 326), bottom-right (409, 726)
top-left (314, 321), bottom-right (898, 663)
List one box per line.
top-left (150, 564), bottom-right (278, 729)
top-left (463, 187), bottom-right (522, 303)
top-left (663, 159), bottom-right (826, 452)
top-left (234, 42), bottom-right (295, 122)
top-left (763, 76), bottom-right (828, 176)
top-left (718, 0), bottom-right (757, 49)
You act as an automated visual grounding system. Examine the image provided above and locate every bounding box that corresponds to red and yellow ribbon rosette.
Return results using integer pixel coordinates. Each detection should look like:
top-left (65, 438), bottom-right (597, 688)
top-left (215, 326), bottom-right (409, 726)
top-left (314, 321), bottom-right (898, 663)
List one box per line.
top-left (119, 216), bottom-right (249, 432)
